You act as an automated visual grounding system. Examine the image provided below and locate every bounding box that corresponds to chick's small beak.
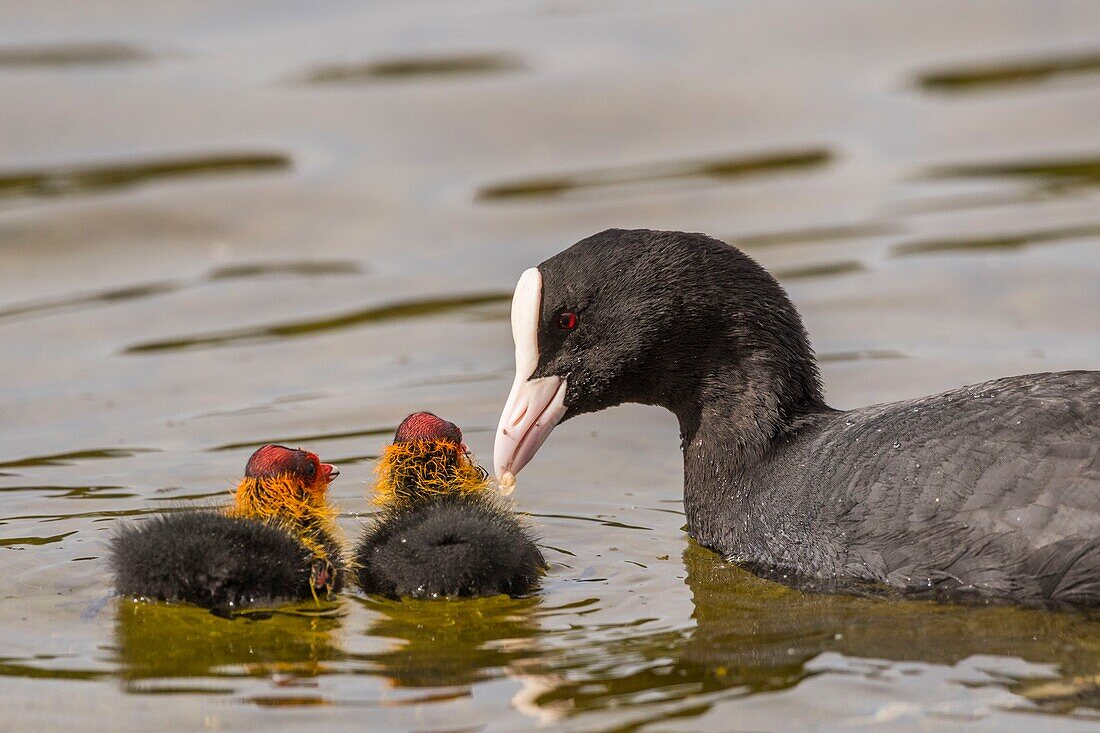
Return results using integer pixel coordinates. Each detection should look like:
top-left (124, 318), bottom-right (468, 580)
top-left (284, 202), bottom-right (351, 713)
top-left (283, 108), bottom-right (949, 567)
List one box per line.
top-left (321, 464), bottom-right (339, 481)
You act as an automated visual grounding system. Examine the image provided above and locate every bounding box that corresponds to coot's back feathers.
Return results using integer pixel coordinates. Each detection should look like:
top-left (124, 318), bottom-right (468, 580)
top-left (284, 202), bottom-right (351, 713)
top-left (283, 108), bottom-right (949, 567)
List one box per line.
top-left (745, 370), bottom-right (1100, 606)
top-left (112, 511), bottom-right (343, 610)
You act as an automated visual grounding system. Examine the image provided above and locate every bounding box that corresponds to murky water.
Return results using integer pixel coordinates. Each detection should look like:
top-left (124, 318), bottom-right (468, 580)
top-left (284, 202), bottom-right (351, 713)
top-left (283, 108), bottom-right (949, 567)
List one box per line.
top-left (2, 1), bottom-right (1099, 730)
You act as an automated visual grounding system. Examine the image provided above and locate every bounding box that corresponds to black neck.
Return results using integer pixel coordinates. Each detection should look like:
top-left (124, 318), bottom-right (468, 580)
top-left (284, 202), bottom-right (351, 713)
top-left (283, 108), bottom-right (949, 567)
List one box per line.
top-left (667, 338), bottom-right (831, 549)
top-left (669, 314), bottom-right (828, 451)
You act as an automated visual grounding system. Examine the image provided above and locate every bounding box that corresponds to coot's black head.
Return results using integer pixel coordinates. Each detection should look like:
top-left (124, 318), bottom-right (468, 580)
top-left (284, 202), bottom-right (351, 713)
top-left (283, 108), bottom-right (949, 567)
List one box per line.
top-left (494, 228), bottom-right (823, 479)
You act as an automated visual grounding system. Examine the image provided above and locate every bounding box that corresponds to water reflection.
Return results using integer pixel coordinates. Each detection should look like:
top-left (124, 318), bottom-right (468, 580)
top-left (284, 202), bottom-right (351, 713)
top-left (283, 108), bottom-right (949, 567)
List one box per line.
top-left (113, 600), bottom-right (343, 689)
top-left (677, 545), bottom-right (1100, 676)
top-left (523, 544), bottom-right (1100, 719)
top-left (355, 595), bottom-right (542, 688)
top-left (92, 546), bottom-right (1100, 717)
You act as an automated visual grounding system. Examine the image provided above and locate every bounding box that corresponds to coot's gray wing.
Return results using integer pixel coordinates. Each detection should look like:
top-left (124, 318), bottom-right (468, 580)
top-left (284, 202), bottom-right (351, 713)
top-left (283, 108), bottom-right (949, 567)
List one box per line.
top-left (805, 371), bottom-right (1100, 604)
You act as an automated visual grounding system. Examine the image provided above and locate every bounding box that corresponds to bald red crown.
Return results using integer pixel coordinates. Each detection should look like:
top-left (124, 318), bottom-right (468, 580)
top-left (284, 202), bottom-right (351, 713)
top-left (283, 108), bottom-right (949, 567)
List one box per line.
top-left (393, 412), bottom-right (463, 445)
top-left (245, 444), bottom-right (338, 482)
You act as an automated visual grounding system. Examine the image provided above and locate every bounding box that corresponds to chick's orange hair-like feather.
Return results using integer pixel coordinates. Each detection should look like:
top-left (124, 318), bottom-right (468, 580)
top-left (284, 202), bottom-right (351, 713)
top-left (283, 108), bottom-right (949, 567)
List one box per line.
top-left (372, 440), bottom-right (490, 508)
top-left (227, 474), bottom-right (340, 561)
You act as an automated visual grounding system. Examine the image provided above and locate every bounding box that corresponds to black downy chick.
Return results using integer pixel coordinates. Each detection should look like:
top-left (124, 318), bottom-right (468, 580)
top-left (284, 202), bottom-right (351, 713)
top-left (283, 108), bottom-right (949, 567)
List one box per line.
top-left (356, 412), bottom-right (545, 599)
top-left (112, 445), bottom-right (344, 610)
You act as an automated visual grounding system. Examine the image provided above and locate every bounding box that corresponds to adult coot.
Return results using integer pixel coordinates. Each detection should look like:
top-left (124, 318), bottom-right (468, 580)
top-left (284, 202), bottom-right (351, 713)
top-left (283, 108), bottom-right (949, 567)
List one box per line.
top-left (356, 412), bottom-right (545, 598)
top-left (112, 445), bottom-right (345, 610)
top-left (494, 228), bottom-right (1100, 607)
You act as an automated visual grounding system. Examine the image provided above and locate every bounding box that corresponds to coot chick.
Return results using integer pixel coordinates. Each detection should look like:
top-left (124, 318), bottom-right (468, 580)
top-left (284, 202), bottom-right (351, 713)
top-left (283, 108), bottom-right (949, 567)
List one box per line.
top-left (356, 412), bottom-right (545, 598)
top-left (112, 445), bottom-right (345, 610)
top-left (494, 228), bottom-right (1100, 608)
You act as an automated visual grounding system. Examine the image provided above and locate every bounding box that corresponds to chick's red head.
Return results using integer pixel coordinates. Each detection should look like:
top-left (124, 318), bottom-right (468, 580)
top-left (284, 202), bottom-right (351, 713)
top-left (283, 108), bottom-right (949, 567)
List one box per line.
top-left (372, 412), bottom-right (488, 507)
top-left (246, 444), bottom-right (339, 495)
top-left (394, 412), bottom-right (465, 451)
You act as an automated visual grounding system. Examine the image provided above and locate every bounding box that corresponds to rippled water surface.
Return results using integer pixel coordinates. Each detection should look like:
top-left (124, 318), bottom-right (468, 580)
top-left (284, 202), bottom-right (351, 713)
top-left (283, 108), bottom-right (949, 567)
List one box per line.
top-left (2, 1), bottom-right (1100, 730)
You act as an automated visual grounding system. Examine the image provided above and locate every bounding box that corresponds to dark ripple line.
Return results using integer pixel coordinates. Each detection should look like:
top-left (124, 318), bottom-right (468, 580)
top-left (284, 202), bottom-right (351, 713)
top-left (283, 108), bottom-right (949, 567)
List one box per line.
top-left (818, 349), bottom-right (908, 363)
top-left (0, 658), bottom-right (106, 680)
top-left (729, 222), bottom-right (897, 249)
top-left (0, 484), bottom-right (124, 496)
top-left (301, 52), bottom-right (523, 84)
top-left (533, 513), bottom-right (653, 531)
top-left (0, 282), bottom-right (180, 322)
top-left (893, 223), bottom-right (1100, 257)
top-left (123, 291), bottom-right (510, 354)
top-left (774, 260), bottom-right (866, 281)
top-left (4, 507), bottom-right (190, 524)
top-left (477, 148), bottom-right (833, 201)
top-left (210, 423), bottom-right (494, 452)
top-left (0, 152), bottom-right (290, 203)
top-left (0, 260), bottom-right (361, 324)
top-left (0, 531), bottom-right (76, 547)
top-left (918, 50), bottom-right (1100, 93)
top-left (0, 42), bottom-right (152, 67)
top-left (210, 426), bottom-right (397, 452)
top-left (927, 156), bottom-right (1100, 187)
top-left (0, 448), bottom-right (157, 470)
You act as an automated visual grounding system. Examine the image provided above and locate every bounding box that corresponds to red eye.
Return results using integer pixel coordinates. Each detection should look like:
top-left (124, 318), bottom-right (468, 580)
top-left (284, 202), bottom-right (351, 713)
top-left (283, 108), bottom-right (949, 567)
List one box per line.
top-left (557, 311), bottom-right (577, 330)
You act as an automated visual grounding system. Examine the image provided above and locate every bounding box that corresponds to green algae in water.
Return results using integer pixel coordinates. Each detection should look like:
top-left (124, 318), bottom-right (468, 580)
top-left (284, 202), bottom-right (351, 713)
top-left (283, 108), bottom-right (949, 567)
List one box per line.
top-left (520, 544), bottom-right (1100, 717)
top-left (356, 595), bottom-right (543, 688)
top-left (113, 601), bottom-right (343, 683)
